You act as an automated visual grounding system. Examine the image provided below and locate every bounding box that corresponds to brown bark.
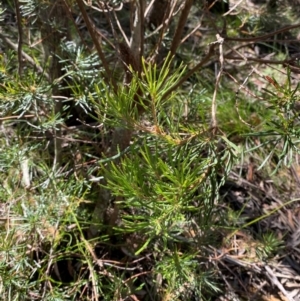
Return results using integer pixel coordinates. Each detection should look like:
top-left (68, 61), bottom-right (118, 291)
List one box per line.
top-left (170, 0), bottom-right (194, 56)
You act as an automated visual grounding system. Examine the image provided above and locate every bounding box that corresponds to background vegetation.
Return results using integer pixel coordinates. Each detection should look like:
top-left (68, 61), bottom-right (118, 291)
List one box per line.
top-left (1, 0), bottom-right (300, 300)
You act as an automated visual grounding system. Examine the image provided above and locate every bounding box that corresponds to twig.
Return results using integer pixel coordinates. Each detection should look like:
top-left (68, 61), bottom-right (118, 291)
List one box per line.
top-left (144, 0), bottom-right (155, 18)
top-left (0, 32), bottom-right (50, 81)
top-left (180, 19), bottom-right (203, 45)
top-left (170, 0), bottom-right (193, 56)
top-left (14, 0), bottom-right (23, 75)
top-left (212, 260), bottom-right (242, 301)
top-left (265, 265), bottom-right (295, 301)
top-left (113, 9), bottom-right (130, 46)
top-left (226, 23), bottom-right (300, 42)
top-left (224, 71), bottom-right (259, 99)
top-left (75, 0), bottom-right (117, 93)
top-left (223, 0), bottom-right (244, 16)
top-left (218, 259), bottom-right (249, 295)
top-left (235, 68), bottom-right (255, 128)
top-left (139, 0), bottom-right (145, 57)
top-left (75, 119), bottom-right (103, 128)
top-left (162, 44), bottom-right (216, 100)
top-left (224, 54), bottom-right (296, 65)
top-left (41, 221), bottom-right (60, 299)
top-left (0, 114), bottom-right (44, 121)
top-left (211, 34), bottom-right (224, 133)
top-left (62, 0), bottom-right (92, 52)
top-left (149, 0), bottom-right (177, 63)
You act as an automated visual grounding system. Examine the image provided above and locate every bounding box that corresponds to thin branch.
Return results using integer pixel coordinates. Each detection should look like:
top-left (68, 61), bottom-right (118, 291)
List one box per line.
top-left (226, 23), bottom-right (300, 42)
top-left (14, 0), bottom-right (23, 75)
top-left (180, 19), bottom-right (203, 45)
top-left (75, 0), bottom-right (117, 92)
top-left (162, 44), bottom-right (216, 100)
top-left (62, 0), bottom-right (92, 52)
top-left (234, 68), bottom-right (255, 128)
top-left (211, 34), bottom-right (224, 133)
top-left (224, 54), bottom-right (297, 65)
top-left (265, 265), bottom-right (295, 301)
top-left (170, 0), bottom-right (193, 56)
top-left (139, 0), bottom-right (145, 58)
top-left (149, 0), bottom-right (177, 63)
top-left (224, 71), bottom-right (259, 100)
top-left (0, 32), bottom-right (51, 81)
top-left (223, 0), bottom-right (244, 16)
top-left (0, 114), bottom-right (44, 121)
top-left (144, 0), bottom-right (155, 18)
top-left (113, 10), bottom-right (130, 46)
top-left (104, 5), bottom-right (120, 46)
top-left (144, 1), bottom-right (183, 40)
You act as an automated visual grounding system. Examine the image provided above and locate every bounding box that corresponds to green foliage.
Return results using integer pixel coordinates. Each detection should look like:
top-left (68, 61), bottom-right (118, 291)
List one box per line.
top-left (256, 232), bottom-right (284, 259)
top-left (95, 57), bottom-right (241, 299)
top-left (244, 70), bottom-right (300, 173)
top-left (0, 4), bottom-right (5, 22)
top-left (156, 251), bottom-right (220, 299)
top-left (1, 0), bottom-right (300, 300)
